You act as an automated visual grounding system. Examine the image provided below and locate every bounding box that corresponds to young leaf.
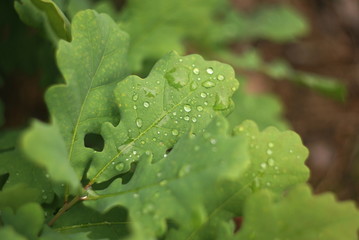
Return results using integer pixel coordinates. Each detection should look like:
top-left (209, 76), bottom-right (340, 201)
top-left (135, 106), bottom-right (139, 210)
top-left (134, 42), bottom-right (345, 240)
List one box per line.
top-left (85, 117), bottom-right (249, 239)
top-left (87, 51), bottom-right (239, 183)
top-left (0, 226), bottom-right (27, 240)
top-left (1, 203), bottom-right (44, 240)
top-left (172, 120), bottom-right (309, 240)
top-left (30, 0), bottom-right (71, 41)
top-left (235, 184), bottom-right (359, 240)
top-left (227, 85), bottom-right (289, 131)
top-left (233, 120), bottom-right (309, 198)
top-left (0, 149), bottom-right (54, 203)
top-left (42, 10), bottom-right (129, 181)
top-left (21, 121), bottom-right (80, 193)
top-left (52, 204), bottom-right (129, 240)
top-left (118, 0), bottom-right (225, 71)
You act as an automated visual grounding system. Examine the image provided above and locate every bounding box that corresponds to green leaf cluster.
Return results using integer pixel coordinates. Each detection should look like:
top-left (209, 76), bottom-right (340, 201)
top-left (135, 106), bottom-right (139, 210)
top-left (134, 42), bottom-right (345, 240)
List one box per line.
top-left (0, 8), bottom-right (358, 240)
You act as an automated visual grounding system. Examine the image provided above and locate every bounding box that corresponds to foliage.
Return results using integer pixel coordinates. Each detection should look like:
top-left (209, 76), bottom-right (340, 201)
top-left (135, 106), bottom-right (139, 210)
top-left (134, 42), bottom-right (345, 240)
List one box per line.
top-left (0, 1), bottom-right (358, 240)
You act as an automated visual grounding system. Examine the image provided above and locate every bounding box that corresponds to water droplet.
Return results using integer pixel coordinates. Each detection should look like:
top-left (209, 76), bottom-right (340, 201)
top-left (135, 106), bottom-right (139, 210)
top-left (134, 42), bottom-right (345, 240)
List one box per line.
top-left (165, 67), bottom-right (189, 88)
top-left (204, 101), bottom-right (208, 106)
top-left (143, 101), bottom-right (150, 108)
top-left (190, 81), bottom-right (198, 90)
top-left (145, 150), bottom-right (151, 155)
top-left (184, 104), bottom-right (192, 112)
top-left (200, 92), bottom-right (207, 98)
top-left (206, 67), bottom-right (214, 74)
top-left (268, 158), bottom-right (275, 166)
top-left (163, 154), bottom-right (168, 158)
top-left (217, 74), bottom-right (225, 81)
top-left (213, 94), bottom-right (230, 110)
top-left (197, 106), bottom-right (203, 111)
top-left (141, 140), bottom-right (145, 145)
top-left (132, 93), bottom-right (138, 101)
top-left (178, 165), bottom-right (191, 177)
top-left (193, 68), bottom-right (200, 75)
top-left (172, 112), bottom-right (177, 116)
top-left (267, 149), bottom-right (273, 155)
top-left (115, 163), bottom-right (125, 171)
top-left (133, 193), bottom-right (139, 198)
top-left (133, 150), bottom-right (137, 155)
top-left (260, 163), bottom-right (267, 169)
top-left (210, 138), bottom-right (217, 144)
top-left (142, 204), bottom-right (154, 214)
top-left (202, 81), bottom-right (216, 88)
top-left (160, 180), bottom-right (168, 186)
top-left (184, 116), bottom-right (190, 121)
top-left (136, 118), bottom-right (143, 128)
top-left (171, 129), bottom-right (179, 136)
top-left (192, 117), bottom-right (197, 122)
top-left (289, 149), bottom-right (293, 153)
top-left (152, 137), bottom-right (157, 141)
top-left (133, 105), bottom-right (137, 110)
top-left (268, 142), bottom-right (274, 148)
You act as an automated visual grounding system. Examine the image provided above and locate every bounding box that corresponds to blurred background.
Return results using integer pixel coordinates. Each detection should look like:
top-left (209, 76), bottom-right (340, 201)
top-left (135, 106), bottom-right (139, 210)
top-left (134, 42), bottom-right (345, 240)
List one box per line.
top-left (1, 0), bottom-right (358, 203)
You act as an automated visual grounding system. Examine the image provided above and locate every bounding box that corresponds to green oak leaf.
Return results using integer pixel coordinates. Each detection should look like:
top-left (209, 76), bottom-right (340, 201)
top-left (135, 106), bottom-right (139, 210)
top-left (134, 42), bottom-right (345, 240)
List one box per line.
top-left (118, 0), bottom-right (224, 71)
top-left (39, 226), bottom-right (90, 240)
top-left (22, 121), bottom-right (80, 194)
top-left (22, 10), bottom-right (129, 186)
top-left (0, 137), bottom-right (54, 203)
top-left (232, 120), bottom-right (309, 201)
top-left (178, 120), bottom-right (309, 239)
top-left (1, 203), bottom-right (44, 240)
top-left (85, 117), bottom-right (249, 239)
top-left (227, 84), bottom-right (289, 131)
top-left (52, 204), bottom-right (129, 240)
top-left (0, 226), bottom-right (27, 240)
top-left (87, 51), bottom-right (239, 183)
top-left (235, 184), bottom-right (359, 240)
top-left (30, 0), bottom-right (71, 41)
top-left (0, 184), bottom-right (40, 210)
top-left (234, 5), bottom-right (308, 42)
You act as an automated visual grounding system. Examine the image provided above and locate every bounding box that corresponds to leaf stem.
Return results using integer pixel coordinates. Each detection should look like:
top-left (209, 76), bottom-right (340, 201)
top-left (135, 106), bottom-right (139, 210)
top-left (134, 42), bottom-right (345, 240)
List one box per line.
top-left (48, 195), bottom-right (81, 226)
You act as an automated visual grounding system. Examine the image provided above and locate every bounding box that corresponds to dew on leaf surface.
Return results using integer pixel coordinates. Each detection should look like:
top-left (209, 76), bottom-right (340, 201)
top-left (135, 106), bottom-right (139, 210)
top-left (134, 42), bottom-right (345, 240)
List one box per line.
top-left (268, 142), bottom-right (274, 148)
top-left (160, 180), bottom-right (168, 186)
top-left (200, 92), bottom-right (207, 98)
top-left (197, 106), bottom-right (203, 111)
top-left (193, 68), bottom-right (200, 75)
top-left (143, 101), bottom-right (150, 108)
top-left (171, 129), bottom-right (179, 136)
top-left (267, 149), bottom-right (273, 155)
top-left (184, 116), bottom-right (190, 121)
top-left (192, 117), bottom-right (197, 122)
top-left (178, 165), bottom-right (191, 177)
top-left (210, 138), bottom-right (217, 145)
top-left (136, 118), bottom-right (143, 128)
top-left (132, 93), bottom-right (138, 101)
top-left (268, 158), bottom-right (275, 166)
top-left (190, 81), bottom-right (198, 90)
top-left (217, 74), bottom-right (224, 81)
top-left (165, 67), bottom-right (189, 88)
top-left (115, 163), bottom-right (125, 171)
top-left (184, 104), bottom-right (192, 112)
top-left (133, 193), bottom-right (139, 198)
top-left (202, 81), bottom-right (216, 88)
top-left (260, 163), bottom-right (267, 169)
top-left (206, 67), bottom-right (214, 74)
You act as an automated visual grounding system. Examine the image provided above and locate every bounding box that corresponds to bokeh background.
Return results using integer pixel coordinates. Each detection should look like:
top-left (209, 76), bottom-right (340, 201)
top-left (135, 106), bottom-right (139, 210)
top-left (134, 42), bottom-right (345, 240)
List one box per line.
top-left (1, 0), bottom-right (358, 203)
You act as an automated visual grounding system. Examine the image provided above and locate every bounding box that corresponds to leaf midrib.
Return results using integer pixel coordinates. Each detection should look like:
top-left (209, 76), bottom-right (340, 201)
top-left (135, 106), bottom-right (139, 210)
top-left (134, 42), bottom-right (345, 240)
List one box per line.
top-left (88, 86), bottom-right (200, 185)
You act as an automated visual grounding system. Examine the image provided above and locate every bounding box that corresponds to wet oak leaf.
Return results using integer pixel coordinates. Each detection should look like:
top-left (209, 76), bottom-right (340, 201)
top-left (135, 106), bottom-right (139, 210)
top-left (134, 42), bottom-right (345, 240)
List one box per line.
top-left (87, 51), bottom-right (239, 183)
top-left (235, 185), bottom-right (359, 240)
top-left (85, 117), bottom-right (249, 239)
